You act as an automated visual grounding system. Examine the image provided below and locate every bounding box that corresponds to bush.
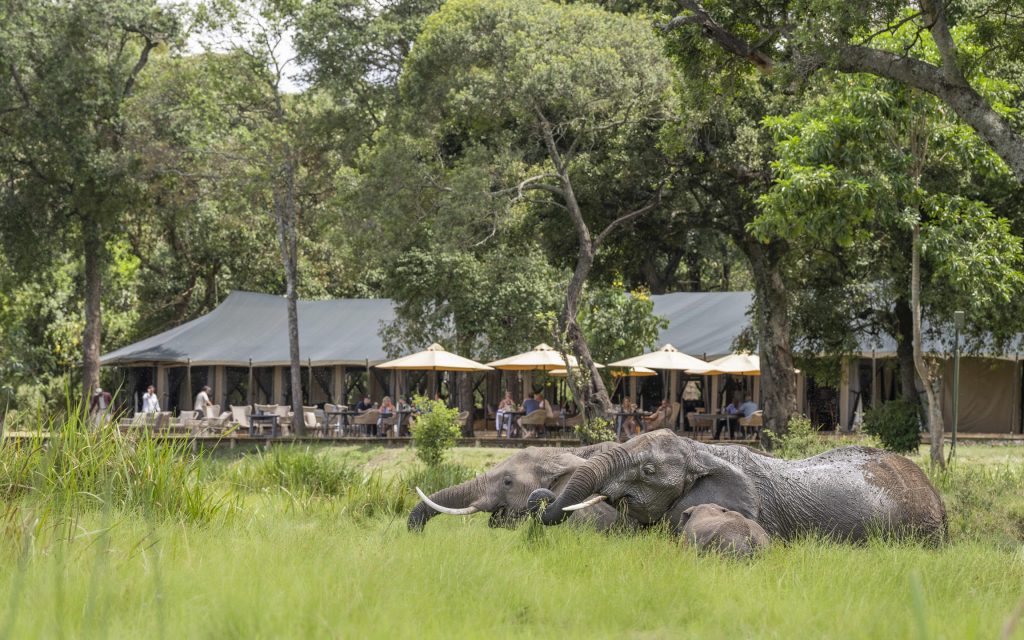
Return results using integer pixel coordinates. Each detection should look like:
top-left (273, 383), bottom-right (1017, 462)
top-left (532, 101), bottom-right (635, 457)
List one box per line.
top-left (574, 417), bottom-right (616, 444)
top-left (863, 400), bottom-right (922, 453)
top-left (766, 415), bottom-right (821, 459)
top-left (766, 415), bottom-right (882, 459)
top-left (410, 396), bottom-right (462, 467)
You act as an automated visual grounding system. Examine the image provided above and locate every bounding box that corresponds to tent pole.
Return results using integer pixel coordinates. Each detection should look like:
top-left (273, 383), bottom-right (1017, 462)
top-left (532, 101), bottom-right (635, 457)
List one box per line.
top-left (871, 350), bottom-right (878, 410)
top-left (308, 357), bottom-right (313, 406)
top-left (247, 358), bottom-right (253, 407)
top-left (186, 358), bottom-right (192, 411)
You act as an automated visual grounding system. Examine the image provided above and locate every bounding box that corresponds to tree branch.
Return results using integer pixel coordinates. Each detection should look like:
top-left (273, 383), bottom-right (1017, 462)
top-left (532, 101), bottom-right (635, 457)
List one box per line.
top-left (667, 0), bottom-right (775, 71)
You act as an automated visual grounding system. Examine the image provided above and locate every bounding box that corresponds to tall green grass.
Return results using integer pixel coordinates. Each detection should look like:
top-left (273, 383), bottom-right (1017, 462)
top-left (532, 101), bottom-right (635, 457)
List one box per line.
top-left (0, 413), bottom-right (225, 524)
top-left (0, 511), bottom-right (1020, 638)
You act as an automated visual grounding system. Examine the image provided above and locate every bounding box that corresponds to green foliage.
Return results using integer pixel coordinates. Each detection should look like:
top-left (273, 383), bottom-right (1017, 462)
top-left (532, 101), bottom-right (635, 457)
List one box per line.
top-left (410, 396), bottom-right (462, 467)
top-left (863, 400), bottom-right (923, 454)
top-left (574, 418), bottom-right (616, 445)
top-left (225, 446), bottom-right (360, 496)
top-left (0, 414), bottom-right (224, 523)
top-left (579, 281), bottom-right (668, 367)
top-left (766, 415), bottom-right (881, 459)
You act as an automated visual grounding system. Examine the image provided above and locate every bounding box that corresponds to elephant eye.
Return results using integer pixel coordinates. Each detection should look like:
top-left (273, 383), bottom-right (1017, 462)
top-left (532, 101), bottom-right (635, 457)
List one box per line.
top-left (503, 477), bottom-right (513, 487)
top-left (642, 464), bottom-right (656, 477)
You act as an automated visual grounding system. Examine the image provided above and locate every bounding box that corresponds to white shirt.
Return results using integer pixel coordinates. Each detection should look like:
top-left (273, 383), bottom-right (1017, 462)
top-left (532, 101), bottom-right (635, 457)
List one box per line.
top-left (194, 391), bottom-right (211, 413)
top-left (142, 392), bottom-right (160, 413)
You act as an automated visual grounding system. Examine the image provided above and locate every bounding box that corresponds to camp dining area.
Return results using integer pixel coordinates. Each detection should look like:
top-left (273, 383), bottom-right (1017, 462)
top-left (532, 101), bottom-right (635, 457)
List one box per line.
top-left (89, 290), bottom-right (1024, 446)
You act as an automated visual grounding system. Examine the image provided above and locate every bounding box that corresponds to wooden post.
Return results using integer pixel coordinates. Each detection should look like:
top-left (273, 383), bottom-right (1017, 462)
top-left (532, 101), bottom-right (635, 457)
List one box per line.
top-left (710, 376), bottom-right (719, 414)
top-left (839, 357), bottom-right (851, 431)
top-left (185, 358), bottom-right (193, 411)
top-left (272, 366), bottom-right (283, 405)
top-left (307, 357), bottom-right (313, 405)
top-left (333, 365), bottom-right (343, 404)
top-left (871, 350), bottom-right (878, 410)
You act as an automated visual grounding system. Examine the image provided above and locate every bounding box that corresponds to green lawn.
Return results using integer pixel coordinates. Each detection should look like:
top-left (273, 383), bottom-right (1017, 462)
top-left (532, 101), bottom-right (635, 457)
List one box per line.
top-left (0, 438), bottom-right (1022, 638)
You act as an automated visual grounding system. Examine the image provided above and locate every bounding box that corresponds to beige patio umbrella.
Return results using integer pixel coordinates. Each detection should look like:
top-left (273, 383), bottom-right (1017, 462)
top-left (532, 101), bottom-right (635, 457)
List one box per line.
top-left (549, 365), bottom-right (642, 377)
top-left (688, 352), bottom-right (799, 376)
top-left (687, 352), bottom-right (761, 376)
top-left (486, 343), bottom-right (602, 371)
top-left (608, 343), bottom-right (708, 371)
top-left (375, 343), bottom-right (493, 372)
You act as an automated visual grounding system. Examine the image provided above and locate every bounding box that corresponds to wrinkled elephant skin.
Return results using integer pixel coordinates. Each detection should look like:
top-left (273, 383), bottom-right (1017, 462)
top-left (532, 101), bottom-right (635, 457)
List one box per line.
top-left (535, 431), bottom-right (947, 543)
top-left (680, 503), bottom-right (769, 557)
top-left (408, 443), bottom-right (624, 532)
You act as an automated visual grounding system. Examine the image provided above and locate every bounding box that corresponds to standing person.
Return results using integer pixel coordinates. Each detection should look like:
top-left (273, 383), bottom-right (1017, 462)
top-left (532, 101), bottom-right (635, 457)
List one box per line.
top-left (142, 385), bottom-right (160, 414)
top-left (194, 385), bottom-right (212, 416)
top-left (89, 386), bottom-right (112, 425)
top-left (496, 391), bottom-right (515, 436)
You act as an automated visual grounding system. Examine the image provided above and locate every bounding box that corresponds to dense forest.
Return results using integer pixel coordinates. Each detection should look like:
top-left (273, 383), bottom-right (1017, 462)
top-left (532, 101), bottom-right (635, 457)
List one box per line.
top-left (3, 0), bottom-right (1024, 449)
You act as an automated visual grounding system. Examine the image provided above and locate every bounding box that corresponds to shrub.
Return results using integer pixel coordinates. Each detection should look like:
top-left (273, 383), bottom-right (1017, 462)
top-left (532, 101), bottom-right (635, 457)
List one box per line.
top-left (863, 400), bottom-right (922, 453)
top-left (766, 415), bottom-right (820, 459)
top-left (574, 417), bottom-right (616, 444)
top-left (410, 396), bottom-right (462, 467)
top-left (766, 415), bottom-right (882, 459)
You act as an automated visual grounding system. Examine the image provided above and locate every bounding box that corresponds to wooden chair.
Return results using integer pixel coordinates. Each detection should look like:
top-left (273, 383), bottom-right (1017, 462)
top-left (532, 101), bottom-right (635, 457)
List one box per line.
top-left (351, 410), bottom-right (380, 436)
top-left (518, 410), bottom-right (548, 438)
top-left (230, 405), bottom-right (252, 431)
top-left (739, 410), bottom-right (764, 440)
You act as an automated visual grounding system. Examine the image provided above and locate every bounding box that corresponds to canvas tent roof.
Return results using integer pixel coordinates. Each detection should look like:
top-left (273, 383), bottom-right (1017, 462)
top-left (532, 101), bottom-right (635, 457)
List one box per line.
top-left (102, 289), bottom-right (1023, 370)
top-left (650, 291), bottom-right (753, 359)
top-left (100, 291), bottom-right (395, 367)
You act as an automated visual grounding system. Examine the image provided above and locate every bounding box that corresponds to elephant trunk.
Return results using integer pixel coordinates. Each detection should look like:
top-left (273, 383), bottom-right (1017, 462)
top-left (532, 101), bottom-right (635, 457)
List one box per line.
top-left (539, 446), bottom-right (630, 525)
top-left (407, 477), bottom-right (483, 532)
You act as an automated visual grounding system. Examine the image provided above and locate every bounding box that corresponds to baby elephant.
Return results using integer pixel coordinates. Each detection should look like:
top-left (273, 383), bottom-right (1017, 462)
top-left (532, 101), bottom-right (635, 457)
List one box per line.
top-left (679, 503), bottom-right (770, 557)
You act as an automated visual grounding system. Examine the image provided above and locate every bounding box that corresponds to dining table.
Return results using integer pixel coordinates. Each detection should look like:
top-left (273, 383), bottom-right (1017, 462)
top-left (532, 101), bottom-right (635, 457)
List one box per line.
top-left (323, 409), bottom-right (358, 436)
top-left (248, 412), bottom-right (280, 438)
top-left (501, 410), bottom-right (526, 438)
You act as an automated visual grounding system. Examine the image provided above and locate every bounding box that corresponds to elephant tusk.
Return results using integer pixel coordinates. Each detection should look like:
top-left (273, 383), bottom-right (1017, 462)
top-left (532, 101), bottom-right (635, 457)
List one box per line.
top-left (562, 495), bottom-right (608, 512)
top-left (416, 487), bottom-right (480, 516)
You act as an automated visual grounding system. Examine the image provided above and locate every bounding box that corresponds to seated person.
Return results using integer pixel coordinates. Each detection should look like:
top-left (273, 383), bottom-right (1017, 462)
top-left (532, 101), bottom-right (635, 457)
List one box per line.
top-left (517, 392), bottom-right (549, 438)
top-left (376, 396), bottom-right (395, 436)
top-left (355, 396), bottom-right (373, 413)
top-left (643, 399), bottom-right (671, 432)
top-left (715, 396), bottom-right (751, 440)
top-left (496, 392), bottom-right (515, 436)
top-left (620, 397), bottom-right (640, 438)
top-left (738, 396), bottom-right (759, 417)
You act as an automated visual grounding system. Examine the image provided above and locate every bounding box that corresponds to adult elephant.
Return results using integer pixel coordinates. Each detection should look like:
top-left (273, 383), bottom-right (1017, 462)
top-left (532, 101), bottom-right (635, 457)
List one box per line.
top-left (408, 443), bottom-right (629, 532)
top-left (529, 431), bottom-right (947, 542)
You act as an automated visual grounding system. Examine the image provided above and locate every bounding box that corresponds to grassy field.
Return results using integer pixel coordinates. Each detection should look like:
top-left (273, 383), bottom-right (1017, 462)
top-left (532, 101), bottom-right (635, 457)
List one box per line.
top-left (0, 428), bottom-right (1022, 638)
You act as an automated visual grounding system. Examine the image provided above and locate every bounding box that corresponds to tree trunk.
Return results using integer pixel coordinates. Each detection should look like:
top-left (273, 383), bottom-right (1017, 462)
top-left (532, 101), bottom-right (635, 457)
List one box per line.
top-left (911, 224), bottom-right (945, 469)
top-left (741, 238), bottom-right (798, 447)
top-left (458, 372), bottom-right (475, 437)
top-left (81, 216), bottom-right (103, 410)
top-left (275, 149), bottom-right (305, 436)
top-left (894, 298), bottom-right (921, 404)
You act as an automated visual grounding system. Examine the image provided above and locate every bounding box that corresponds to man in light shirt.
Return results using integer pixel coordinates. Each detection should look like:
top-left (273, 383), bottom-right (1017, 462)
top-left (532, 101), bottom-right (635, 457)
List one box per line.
top-left (142, 385), bottom-right (160, 413)
top-left (738, 396), bottom-right (759, 417)
top-left (194, 385), bottom-right (212, 415)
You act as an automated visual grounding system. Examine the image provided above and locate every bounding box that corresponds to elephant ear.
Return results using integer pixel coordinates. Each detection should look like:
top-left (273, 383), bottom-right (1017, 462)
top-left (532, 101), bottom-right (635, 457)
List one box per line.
top-left (676, 452), bottom-right (759, 521)
top-left (542, 453), bottom-right (589, 487)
